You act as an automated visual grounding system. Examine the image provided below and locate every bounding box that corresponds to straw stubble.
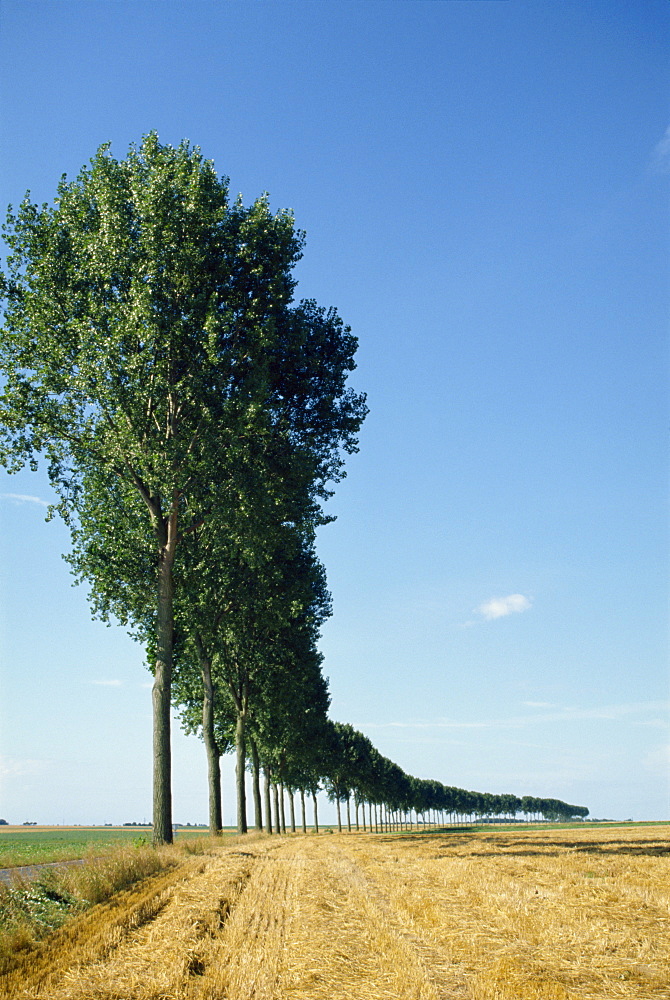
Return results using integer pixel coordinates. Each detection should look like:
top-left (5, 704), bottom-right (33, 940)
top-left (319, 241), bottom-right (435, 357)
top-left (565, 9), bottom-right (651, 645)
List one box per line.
top-left (1, 824), bottom-right (667, 1000)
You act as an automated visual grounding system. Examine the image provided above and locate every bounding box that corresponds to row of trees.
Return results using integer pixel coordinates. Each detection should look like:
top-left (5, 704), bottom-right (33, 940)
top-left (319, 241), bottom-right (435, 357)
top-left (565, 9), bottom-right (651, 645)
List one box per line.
top-left (214, 716), bottom-right (588, 834)
top-left (0, 134), bottom-right (588, 842)
top-left (317, 719), bottom-right (589, 826)
top-left (0, 134), bottom-right (366, 843)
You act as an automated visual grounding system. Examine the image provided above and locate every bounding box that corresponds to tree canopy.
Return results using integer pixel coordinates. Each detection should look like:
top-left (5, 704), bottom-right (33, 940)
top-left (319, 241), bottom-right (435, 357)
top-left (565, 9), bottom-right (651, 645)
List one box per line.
top-left (0, 133), bottom-right (366, 842)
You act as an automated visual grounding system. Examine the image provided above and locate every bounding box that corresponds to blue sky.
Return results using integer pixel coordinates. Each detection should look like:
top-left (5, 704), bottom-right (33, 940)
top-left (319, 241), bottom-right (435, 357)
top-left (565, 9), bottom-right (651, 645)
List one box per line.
top-left (0, 0), bottom-right (667, 826)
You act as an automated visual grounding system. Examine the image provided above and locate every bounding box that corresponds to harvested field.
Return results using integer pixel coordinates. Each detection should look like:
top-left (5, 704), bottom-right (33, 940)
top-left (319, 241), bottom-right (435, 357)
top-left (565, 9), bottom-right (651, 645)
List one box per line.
top-left (1, 824), bottom-right (668, 999)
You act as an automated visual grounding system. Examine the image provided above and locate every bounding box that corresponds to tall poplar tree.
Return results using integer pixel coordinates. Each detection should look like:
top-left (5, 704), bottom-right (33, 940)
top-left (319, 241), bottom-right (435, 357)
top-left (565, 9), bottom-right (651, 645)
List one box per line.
top-left (0, 134), bottom-right (366, 843)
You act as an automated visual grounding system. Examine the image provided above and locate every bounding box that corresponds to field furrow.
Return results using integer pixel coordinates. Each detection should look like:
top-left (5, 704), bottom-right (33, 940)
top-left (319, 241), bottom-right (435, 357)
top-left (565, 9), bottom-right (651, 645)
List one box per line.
top-left (273, 837), bottom-right (468, 1000)
top-left (0, 845), bottom-right (271, 1000)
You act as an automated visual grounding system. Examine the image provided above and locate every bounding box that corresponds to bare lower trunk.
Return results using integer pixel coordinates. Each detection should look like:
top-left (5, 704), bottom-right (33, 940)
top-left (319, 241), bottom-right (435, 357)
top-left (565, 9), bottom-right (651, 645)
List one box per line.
top-left (250, 739), bottom-right (263, 830)
top-left (289, 791), bottom-right (296, 832)
top-left (264, 769), bottom-right (272, 834)
top-left (198, 645), bottom-right (222, 835)
top-left (273, 783), bottom-right (281, 834)
top-left (235, 712), bottom-right (247, 834)
top-left (300, 788), bottom-right (307, 833)
top-left (152, 543), bottom-right (174, 846)
top-left (312, 791), bottom-right (319, 833)
top-left (336, 796), bottom-right (342, 833)
top-left (279, 782), bottom-right (287, 834)
top-left (346, 796), bottom-right (351, 832)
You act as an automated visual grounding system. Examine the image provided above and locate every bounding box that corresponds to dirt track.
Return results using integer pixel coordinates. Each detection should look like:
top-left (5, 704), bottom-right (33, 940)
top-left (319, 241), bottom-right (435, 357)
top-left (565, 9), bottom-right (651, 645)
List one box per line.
top-left (2, 827), bottom-right (669, 1000)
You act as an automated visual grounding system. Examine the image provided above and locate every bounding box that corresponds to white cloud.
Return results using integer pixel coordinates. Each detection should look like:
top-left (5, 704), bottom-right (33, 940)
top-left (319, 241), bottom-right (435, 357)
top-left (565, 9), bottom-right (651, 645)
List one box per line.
top-left (0, 492), bottom-right (49, 507)
top-left (361, 719), bottom-right (493, 730)
top-left (651, 125), bottom-right (670, 173)
top-left (89, 679), bottom-right (123, 687)
top-left (0, 756), bottom-right (51, 777)
top-left (356, 701), bottom-right (670, 733)
top-left (477, 593), bottom-right (532, 620)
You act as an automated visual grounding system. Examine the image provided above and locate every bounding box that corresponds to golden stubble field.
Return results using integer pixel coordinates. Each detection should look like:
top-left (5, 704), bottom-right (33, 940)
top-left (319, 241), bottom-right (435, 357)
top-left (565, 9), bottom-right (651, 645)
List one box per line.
top-left (2, 824), bottom-right (668, 1000)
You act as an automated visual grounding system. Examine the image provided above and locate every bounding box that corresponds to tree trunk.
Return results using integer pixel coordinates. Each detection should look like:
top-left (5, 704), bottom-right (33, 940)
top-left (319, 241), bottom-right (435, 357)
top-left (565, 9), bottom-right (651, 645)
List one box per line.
top-left (336, 796), bottom-right (342, 833)
top-left (279, 782), bottom-right (287, 834)
top-left (235, 711), bottom-right (247, 834)
top-left (250, 738), bottom-right (263, 830)
top-left (300, 788), bottom-right (307, 833)
top-left (273, 784), bottom-right (281, 834)
top-left (289, 790), bottom-right (296, 833)
top-left (312, 791), bottom-right (319, 833)
top-left (264, 768), bottom-right (272, 834)
top-left (152, 539), bottom-right (175, 846)
top-left (198, 645), bottom-right (222, 835)
top-left (346, 796), bottom-right (351, 832)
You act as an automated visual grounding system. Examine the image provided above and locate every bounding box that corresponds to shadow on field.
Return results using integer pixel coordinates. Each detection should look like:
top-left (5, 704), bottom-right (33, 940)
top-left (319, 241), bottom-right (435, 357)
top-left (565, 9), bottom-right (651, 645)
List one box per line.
top-left (381, 827), bottom-right (475, 836)
top-left (449, 837), bottom-right (668, 859)
top-left (489, 840), bottom-right (668, 858)
top-left (373, 830), bottom-right (669, 859)
top-left (375, 828), bottom-right (477, 848)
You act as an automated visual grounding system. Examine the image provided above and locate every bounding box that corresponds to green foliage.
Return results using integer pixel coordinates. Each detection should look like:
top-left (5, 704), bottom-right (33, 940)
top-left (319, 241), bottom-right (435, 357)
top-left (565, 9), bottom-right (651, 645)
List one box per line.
top-left (0, 879), bottom-right (80, 933)
top-left (0, 133), bottom-right (366, 843)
